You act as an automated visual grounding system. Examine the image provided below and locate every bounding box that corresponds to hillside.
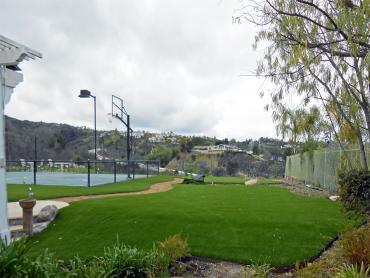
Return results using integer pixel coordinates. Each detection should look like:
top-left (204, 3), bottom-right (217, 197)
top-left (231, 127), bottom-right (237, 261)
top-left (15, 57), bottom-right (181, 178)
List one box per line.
top-left (5, 116), bottom-right (128, 161)
top-left (5, 116), bottom-right (286, 177)
top-left (167, 152), bottom-right (284, 177)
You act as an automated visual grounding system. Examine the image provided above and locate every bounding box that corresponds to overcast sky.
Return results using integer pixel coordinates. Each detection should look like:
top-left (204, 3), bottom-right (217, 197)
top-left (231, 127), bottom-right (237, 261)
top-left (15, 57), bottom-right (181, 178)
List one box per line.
top-left (1, 0), bottom-right (277, 140)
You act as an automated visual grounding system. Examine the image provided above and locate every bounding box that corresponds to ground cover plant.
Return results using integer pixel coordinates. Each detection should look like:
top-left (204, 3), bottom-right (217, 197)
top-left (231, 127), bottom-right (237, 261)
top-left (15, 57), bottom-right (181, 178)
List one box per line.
top-left (28, 181), bottom-right (346, 267)
top-left (7, 176), bottom-right (173, 201)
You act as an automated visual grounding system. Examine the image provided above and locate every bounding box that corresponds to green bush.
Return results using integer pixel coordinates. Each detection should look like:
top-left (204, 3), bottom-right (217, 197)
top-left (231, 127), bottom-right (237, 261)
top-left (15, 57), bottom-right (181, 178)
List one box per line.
top-left (338, 169), bottom-right (370, 214)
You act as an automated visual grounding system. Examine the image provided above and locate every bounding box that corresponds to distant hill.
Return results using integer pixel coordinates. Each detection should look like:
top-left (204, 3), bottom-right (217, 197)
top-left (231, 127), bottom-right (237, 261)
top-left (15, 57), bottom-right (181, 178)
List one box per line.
top-left (6, 116), bottom-right (99, 161)
top-left (5, 116), bottom-right (287, 177)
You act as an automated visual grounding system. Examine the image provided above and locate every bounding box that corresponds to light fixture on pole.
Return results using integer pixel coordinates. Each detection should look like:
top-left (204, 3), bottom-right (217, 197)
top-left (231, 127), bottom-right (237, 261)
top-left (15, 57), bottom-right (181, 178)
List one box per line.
top-left (0, 35), bottom-right (42, 242)
top-left (78, 89), bottom-right (97, 163)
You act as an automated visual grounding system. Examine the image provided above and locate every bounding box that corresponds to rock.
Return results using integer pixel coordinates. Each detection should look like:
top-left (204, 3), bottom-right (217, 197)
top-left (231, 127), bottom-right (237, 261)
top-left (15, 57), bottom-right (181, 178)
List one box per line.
top-left (329, 195), bottom-right (340, 201)
top-left (37, 205), bottom-right (58, 222)
top-left (245, 179), bottom-right (258, 185)
top-left (33, 222), bottom-right (49, 234)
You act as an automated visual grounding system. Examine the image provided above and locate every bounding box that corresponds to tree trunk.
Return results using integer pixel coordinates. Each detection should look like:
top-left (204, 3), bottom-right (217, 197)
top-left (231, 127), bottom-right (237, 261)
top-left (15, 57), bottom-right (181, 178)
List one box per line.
top-left (356, 126), bottom-right (368, 170)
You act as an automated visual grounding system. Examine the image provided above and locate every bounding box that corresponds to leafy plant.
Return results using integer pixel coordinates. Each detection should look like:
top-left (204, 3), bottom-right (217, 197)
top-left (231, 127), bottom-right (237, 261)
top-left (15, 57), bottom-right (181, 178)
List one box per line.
top-left (341, 224), bottom-right (370, 267)
top-left (335, 263), bottom-right (370, 278)
top-left (0, 236), bottom-right (178, 277)
top-left (21, 249), bottom-right (65, 278)
top-left (338, 169), bottom-right (370, 214)
top-left (101, 241), bottom-right (156, 278)
top-left (67, 256), bottom-right (113, 278)
top-left (0, 237), bottom-right (30, 277)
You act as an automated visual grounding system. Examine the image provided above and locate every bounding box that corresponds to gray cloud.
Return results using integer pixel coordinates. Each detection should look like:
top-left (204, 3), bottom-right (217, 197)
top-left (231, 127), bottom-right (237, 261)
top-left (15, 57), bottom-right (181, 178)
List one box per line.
top-left (1, 0), bottom-right (276, 140)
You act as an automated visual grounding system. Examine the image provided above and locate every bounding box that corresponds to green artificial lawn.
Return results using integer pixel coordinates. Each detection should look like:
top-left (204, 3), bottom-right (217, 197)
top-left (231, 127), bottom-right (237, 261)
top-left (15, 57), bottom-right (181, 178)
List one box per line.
top-left (7, 176), bottom-right (173, 201)
top-left (204, 176), bottom-right (246, 184)
top-left (28, 182), bottom-right (346, 266)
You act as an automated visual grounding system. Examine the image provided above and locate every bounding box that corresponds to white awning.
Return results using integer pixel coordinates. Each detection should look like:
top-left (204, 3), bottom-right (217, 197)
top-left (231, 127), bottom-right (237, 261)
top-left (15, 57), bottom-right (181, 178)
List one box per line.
top-left (0, 35), bottom-right (42, 65)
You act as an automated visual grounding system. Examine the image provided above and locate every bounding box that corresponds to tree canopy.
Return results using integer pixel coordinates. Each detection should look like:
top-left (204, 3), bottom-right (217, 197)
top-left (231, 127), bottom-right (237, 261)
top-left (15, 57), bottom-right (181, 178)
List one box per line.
top-left (238, 0), bottom-right (370, 168)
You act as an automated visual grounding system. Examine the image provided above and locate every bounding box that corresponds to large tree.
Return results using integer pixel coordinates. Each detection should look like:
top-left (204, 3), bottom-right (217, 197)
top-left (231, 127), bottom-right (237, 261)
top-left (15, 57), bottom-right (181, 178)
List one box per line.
top-left (237, 0), bottom-right (370, 168)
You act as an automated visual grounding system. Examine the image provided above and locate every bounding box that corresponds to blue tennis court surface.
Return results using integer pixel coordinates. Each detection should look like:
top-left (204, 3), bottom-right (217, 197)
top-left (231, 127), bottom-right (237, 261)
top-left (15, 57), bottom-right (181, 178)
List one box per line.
top-left (6, 172), bottom-right (149, 186)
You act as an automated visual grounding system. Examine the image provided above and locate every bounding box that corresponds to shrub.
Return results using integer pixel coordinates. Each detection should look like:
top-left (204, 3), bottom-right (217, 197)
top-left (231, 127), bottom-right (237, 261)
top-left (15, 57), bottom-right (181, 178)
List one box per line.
top-left (0, 236), bottom-right (172, 277)
top-left (66, 256), bottom-right (112, 278)
top-left (0, 237), bottom-right (30, 277)
top-left (22, 250), bottom-right (65, 278)
top-left (335, 263), bottom-right (370, 278)
top-left (158, 234), bottom-right (188, 264)
top-left (101, 242), bottom-right (156, 278)
top-left (182, 178), bottom-right (194, 184)
top-left (341, 224), bottom-right (370, 267)
top-left (338, 169), bottom-right (370, 214)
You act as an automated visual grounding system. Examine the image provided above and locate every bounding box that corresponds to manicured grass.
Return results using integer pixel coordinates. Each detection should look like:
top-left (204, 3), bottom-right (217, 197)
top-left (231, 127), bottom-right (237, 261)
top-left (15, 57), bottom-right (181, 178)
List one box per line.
top-left (7, 176), bottom-right (173, 201)
top-left (204, 176), bottom-right (245, 184)
top-left (28, 182), bottom-right (346, 266)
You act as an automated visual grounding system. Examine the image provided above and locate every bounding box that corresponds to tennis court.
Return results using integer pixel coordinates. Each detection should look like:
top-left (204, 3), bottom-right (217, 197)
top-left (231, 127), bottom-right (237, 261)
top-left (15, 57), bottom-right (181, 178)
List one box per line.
top-left (6, 171), bottom-right (148, 187)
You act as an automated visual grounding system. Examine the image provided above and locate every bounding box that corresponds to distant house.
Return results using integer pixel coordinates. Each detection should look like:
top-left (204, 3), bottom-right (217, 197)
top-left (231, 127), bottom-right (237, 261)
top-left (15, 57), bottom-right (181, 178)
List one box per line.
top-left (148, 133), bottom-right (164, 143)
top-left (192, 144), bottom-right (244, 154)
top-left (132, 130), bottom-right (144, 139)
top-left (147, 132), bottom-right (178, 144)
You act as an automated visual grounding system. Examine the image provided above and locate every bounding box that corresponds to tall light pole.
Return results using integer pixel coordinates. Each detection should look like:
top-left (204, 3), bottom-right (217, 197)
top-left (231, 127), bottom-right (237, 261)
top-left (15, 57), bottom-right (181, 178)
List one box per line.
top-left (110, 95), bottom-right (133, 178)
top-left (78, 90), bottom-right (97, 163)
top-left (0, 35), bottom-right (42, 242)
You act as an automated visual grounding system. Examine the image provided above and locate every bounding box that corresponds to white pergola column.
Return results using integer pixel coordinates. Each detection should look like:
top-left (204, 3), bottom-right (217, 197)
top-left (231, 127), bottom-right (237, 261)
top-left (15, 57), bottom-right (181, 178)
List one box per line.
top-left (0, 35), bottom-right (42, 243)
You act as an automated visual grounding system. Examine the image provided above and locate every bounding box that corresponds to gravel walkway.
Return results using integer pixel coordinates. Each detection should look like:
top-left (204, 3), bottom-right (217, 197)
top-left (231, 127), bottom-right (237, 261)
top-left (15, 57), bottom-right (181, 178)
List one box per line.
top-left (52, 178), bottom-right (183, 203)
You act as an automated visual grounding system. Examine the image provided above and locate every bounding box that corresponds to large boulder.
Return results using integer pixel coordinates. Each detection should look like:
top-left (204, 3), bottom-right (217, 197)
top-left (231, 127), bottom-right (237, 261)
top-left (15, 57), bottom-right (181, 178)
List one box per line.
top-left (37, 205), bottom-right (58, 222)
top-left (33, 222), bottom-right (49, 234)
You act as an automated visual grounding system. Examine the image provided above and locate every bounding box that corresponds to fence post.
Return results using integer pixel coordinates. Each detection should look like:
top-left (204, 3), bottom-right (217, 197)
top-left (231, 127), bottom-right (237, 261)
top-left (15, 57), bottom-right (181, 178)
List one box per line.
top-left (33, 160), bottom-right (37, 185)
top-left (157, 160), bottom-right (160, 176)
top-left (133, 161), bottom-right (135, 179)
top-left (146, 161), bottom-right (149, 178)
top-left (127, 160), bottom-right (130, 179)
top-left (324, 148), bottom-right (327, 189)
top-left (87, 160), bottom-right (91, 187)
top-left (114, 161), bottom-right (117, 183)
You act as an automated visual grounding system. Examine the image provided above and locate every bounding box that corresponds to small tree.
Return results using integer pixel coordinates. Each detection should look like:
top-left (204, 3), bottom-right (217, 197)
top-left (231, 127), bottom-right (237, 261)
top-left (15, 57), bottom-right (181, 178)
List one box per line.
top-left (237, 0), bottom-right (370, 169)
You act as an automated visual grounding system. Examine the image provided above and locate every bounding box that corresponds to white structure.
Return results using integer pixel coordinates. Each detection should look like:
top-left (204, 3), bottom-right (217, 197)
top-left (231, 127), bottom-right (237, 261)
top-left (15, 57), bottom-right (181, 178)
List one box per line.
top-left (0, 35), bottom-right (42, 242)
top-left (192, 144), bottom-right (244, 154)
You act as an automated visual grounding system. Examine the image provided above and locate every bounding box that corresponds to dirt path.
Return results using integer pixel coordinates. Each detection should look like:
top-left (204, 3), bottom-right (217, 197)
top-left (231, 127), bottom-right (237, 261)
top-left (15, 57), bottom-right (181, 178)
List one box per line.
top-left (53, 178), bottom-right (183, 203)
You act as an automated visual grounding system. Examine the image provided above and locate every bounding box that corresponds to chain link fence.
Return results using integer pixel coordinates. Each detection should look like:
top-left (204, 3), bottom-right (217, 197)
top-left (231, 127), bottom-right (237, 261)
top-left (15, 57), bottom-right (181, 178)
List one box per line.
top-left (6, 159), bottom-right (160, 187)
top-left (285, 145), bottom-right (370, 192)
